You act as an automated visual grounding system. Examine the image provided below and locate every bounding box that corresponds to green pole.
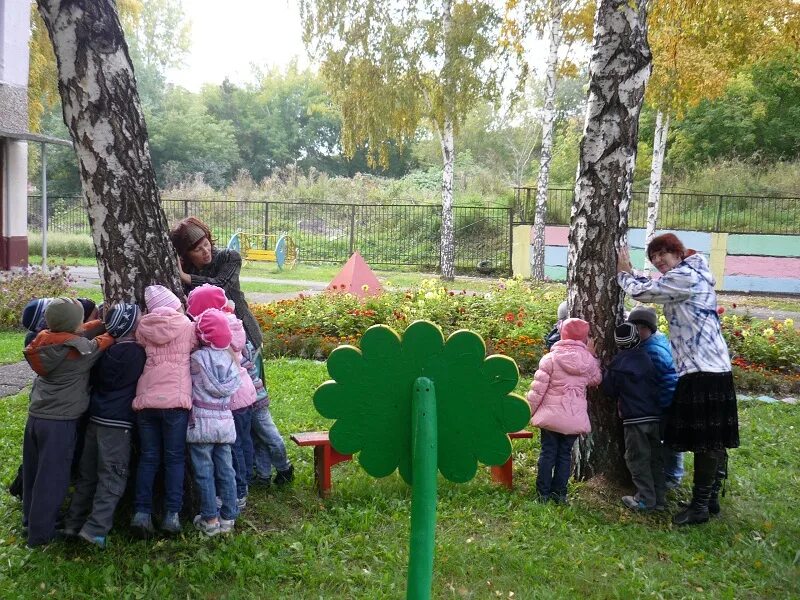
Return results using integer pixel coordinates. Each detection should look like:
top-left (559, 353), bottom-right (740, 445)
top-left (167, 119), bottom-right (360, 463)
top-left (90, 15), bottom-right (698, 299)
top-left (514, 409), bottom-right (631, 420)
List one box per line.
top-left (407, 376), bottom-right (438, 600)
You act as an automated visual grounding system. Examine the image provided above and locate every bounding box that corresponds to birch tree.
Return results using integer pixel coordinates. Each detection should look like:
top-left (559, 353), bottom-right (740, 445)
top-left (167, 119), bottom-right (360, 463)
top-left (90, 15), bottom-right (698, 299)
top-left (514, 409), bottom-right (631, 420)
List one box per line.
top-left (299, 0), bottom-right (517, 280)
top-left (36, 0), bottom-right (181, 304)
top-left (567, 0), bottom-right (651, 480)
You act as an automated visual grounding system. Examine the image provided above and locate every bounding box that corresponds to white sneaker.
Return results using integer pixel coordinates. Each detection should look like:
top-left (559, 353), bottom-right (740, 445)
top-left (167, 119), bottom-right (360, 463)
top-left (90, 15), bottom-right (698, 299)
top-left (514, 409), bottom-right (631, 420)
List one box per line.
top-left (237, 496), bottom-right (247, 510)
top-left (219, 518), bottom-right (235, 534)
top-left (193, 514), bottom-right (220, 537)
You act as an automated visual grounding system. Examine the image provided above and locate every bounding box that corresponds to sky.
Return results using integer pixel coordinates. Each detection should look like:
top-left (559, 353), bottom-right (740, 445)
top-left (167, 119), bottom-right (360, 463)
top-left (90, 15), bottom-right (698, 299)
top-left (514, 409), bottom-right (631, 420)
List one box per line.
top-left (166, 1), bottom-right (309, 91)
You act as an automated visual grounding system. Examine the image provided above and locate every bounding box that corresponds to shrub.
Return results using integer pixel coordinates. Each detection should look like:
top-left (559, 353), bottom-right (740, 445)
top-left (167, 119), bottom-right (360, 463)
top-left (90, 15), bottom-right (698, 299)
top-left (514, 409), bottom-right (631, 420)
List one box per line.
top-left (0, 265), bottom-right (75, 329)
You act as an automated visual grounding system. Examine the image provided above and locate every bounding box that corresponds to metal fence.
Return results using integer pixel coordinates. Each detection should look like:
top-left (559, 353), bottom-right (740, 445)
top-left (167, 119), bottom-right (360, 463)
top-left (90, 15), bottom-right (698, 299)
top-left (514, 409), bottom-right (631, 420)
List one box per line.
top-left (513, 187), bottom-right (800, 234)
top-left (28, 195), bottom-right (512, 275)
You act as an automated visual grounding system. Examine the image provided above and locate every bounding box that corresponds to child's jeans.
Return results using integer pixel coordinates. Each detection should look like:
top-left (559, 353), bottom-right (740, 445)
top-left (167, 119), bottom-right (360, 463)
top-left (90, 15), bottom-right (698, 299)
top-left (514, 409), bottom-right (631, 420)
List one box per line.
top-left (230, 407), bottom-right (254, 499)
top-left (624, 422), bottom-right (666, 508)
top-left (251, 405), bottom-right (290, 480)
top-left (22, 416), bottom-right (78, 546)
top-left (536, 429), bottom-right (577, 502)
top-left (663, 447), bottom-right (684, 487)
top-left (190, 443), bottom-right (238, 521)
top-left (64, 423), bottom-right (131, 538)
top-left (134, 408), bottom-right (189, 515)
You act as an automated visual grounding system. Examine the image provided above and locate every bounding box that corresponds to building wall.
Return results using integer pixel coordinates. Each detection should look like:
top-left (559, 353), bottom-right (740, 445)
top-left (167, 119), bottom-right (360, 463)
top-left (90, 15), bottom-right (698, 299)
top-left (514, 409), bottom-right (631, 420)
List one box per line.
top-left (516, 225), bottom-right (800, 294)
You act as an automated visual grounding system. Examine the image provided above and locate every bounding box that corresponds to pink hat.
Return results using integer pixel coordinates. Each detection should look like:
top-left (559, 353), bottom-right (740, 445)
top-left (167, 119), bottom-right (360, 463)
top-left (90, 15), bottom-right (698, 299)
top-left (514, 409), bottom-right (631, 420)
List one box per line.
top-left (144, 285), bottom-right (182, 312)
top-left (196, 308), bottom-right (232, 350)
top-left (186, 284), bottom-right (228, 319)
top-left (560, 318), bottom-right (590, 343)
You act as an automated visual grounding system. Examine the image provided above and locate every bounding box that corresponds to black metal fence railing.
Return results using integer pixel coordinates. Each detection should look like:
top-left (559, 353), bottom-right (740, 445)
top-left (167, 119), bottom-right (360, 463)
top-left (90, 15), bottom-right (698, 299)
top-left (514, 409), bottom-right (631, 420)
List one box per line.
top-left (28, 196), bottom-right (512, 275)
top-left (512, 187), bottom-right (800, 234)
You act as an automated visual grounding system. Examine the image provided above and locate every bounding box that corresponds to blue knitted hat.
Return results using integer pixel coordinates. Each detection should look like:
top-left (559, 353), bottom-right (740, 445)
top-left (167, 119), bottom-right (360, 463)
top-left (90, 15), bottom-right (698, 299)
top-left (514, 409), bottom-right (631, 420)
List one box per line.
top-left (104, 303), bottom-right (140, 338)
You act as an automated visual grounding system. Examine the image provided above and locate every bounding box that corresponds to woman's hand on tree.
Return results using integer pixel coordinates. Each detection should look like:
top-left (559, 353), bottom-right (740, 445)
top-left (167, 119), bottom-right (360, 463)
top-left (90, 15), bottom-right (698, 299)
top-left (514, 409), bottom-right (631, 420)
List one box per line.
top-left (617, 247), bottom-right (633, 274)
top-left (176, 254), bottom-right (191, 285)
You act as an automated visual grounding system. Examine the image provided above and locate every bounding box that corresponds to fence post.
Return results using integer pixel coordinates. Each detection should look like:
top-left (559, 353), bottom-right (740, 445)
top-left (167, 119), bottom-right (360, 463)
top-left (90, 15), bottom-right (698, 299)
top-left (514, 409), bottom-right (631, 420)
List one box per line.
top-left (183, 199), bottom-right (189, 218)
top-left (263, 202), bottom-right (270, 238)
top-left (41, 142), bottom-right (48, 270)
top-left (715, 195), bottom-right (724, 232)
top-left (349, 204), bottom-right (356, 256)
top-left (508, 208), bottom-right (514, 277)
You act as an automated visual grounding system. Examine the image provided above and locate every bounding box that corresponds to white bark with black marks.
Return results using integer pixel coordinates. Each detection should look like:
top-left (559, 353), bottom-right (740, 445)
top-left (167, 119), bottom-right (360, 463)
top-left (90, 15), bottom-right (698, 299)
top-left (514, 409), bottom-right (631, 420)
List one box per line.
top-left (568, 0), bottom-right (652, 480)
top-left (531, 0), bottom-right (565, 281)
top-left (644, 110), bottom-right (669, 272)
top-left (439, 0), bottom-right (456, 281)
top-left (37, 0), bottom-right (181, 305)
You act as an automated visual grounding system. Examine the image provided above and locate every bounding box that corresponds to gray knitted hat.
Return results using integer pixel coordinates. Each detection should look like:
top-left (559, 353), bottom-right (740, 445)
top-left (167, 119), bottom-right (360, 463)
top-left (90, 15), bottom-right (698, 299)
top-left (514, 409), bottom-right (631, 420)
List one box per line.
top-left (45, 298), bottom-right (84, 333)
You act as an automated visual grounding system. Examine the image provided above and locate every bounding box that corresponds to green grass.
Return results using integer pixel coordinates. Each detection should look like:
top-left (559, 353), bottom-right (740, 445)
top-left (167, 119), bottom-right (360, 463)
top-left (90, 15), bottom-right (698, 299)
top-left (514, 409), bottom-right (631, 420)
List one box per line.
top-left (28, 255), bottom-right (97, 267)
top-left (240, 281), bottom-right (314, 294)
top-left (0, 358), bottom-right (797, 598)
top-left (0, 331), bottom-right (25, 365)
top-left (718, 295), bottom-right (800, 314)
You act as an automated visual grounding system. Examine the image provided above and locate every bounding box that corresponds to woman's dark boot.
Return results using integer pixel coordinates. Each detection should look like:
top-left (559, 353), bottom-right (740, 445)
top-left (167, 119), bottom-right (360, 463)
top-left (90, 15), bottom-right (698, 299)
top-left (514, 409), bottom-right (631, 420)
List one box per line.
top-left (708, 450), bottom-right (728, 516)
top-left (673, 451), bottom-right (720, 526)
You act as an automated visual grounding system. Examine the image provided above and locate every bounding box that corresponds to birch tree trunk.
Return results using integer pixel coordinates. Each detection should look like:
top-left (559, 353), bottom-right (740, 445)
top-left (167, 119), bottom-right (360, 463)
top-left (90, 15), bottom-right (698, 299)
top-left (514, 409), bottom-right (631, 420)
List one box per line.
top-left (531, 0), bottom-right (564, 281)
top-left (644, 111), bottom-right (669, 272)
top-left (37, 0), bottom-right (182, 305)
top-left (568, 0), bottom-right (652, 481)
top-left (439, 116), bottom-right (456, 281)
top-left (439, 0), bottom-right (456, 281)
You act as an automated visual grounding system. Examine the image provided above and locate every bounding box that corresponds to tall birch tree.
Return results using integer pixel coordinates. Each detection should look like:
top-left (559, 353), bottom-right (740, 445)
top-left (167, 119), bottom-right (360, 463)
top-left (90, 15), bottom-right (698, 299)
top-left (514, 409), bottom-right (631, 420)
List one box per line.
top-left (567, 0), bottom-right (651, 480)
top-left (299, 0), bottom-right (517, 280)
top-left (36, 0), bottom-right (181, 304)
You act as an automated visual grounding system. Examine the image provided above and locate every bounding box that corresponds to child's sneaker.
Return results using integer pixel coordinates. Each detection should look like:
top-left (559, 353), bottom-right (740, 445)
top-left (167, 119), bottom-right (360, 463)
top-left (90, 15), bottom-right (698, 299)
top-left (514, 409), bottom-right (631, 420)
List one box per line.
top-left (130, 512), bottom-right (155, 537)
top-left (216, 496), bottom-right (223, 509)
top-left (219, 518), bottom-right (235, 534)
top-left (78, 530), bottom-right (106, 549)
top-left (237, 496), bottom-right (247, 510)
top-left (273, 465), bottom-right (294, 486)
top-left (161, 512), bottom-right (182, 534)
top-left (622, 495), bottom-right (648, 510)
top-left (193, 515), bottom-right (220, 537)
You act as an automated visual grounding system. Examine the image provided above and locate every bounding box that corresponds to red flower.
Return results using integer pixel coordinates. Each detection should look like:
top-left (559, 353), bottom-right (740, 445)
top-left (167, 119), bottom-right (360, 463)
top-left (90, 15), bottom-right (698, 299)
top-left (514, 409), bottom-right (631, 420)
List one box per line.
top-left (717, 306), bottom-right (725, 315)
top-left (732, 303), bottom-right (737, 309)
top-left (505, 312), bottom-right (515, 322)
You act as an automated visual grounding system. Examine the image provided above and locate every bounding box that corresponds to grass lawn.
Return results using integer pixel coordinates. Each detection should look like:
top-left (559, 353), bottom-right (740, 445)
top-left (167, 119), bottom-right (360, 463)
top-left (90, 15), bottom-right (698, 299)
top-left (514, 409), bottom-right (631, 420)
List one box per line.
top-left (0, 358), bottom-right (797, 598)
top-left (0, 331), bottom-right (25, 365)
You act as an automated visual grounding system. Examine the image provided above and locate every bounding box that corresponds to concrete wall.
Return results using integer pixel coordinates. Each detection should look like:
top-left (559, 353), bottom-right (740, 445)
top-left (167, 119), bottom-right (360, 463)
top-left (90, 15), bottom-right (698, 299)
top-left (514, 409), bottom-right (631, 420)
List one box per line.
top-left (515, 225), bottom-right (800, 294)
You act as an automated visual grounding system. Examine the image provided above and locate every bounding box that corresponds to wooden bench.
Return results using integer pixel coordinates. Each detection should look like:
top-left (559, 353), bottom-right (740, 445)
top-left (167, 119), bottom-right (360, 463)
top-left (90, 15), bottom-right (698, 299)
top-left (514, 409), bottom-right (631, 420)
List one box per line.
top-left (291, 429), bottom-right (533, 497)
top-left (227, 231), bottom-right (299, 270)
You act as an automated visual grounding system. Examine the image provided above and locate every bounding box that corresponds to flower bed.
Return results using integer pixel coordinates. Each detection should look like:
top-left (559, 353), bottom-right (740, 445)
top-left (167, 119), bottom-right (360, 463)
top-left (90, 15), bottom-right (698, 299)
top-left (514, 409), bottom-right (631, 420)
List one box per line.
top-left (252, 278), bottom-right (800, 395)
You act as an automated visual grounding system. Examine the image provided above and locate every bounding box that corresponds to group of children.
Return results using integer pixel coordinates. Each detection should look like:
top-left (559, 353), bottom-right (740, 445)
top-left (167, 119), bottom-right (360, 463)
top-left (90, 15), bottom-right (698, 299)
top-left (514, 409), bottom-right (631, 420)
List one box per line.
top-left (529, 303), bottom-right (680, 510)
top-left (19, 284), bottom-right (293, 549)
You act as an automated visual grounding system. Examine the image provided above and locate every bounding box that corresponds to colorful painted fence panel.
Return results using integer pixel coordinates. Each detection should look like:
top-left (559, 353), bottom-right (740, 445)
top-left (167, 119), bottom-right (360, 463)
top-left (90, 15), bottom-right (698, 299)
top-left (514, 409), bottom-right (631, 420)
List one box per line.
top-left (514, 226), bottom-right (800, 294)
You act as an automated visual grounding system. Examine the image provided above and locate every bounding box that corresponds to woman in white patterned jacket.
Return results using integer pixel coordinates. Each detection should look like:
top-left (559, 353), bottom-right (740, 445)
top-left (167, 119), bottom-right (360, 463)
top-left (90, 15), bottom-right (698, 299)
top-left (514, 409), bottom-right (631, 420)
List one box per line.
top-left (617, 233), bottom-right (739, 526)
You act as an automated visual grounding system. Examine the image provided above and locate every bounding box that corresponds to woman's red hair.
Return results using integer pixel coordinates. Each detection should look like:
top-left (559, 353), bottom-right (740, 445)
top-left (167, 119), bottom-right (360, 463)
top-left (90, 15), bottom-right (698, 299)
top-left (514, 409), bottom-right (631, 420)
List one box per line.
top-left (647, 233), bottom-right (686, 261)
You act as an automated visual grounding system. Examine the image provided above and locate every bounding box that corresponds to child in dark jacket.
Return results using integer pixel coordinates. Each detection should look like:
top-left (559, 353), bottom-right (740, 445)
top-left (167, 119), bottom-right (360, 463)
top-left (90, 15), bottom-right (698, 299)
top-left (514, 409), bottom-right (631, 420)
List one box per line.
top-left (602, 323), bottom-right (665, 511)
top-left (62, 304), bottom-right (145, 548)
top-left (22, 298), bottom-right (114, 547)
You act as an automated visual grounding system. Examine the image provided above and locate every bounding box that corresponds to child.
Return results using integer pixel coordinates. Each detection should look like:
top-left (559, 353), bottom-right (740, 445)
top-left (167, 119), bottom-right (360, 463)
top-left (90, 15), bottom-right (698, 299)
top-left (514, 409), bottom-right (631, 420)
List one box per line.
top-left (131, 285), bottom-right (197, 537)
top-left (626, 306), bottom-right (682, 489)
top-left (602, 323), bottom-right (665, 511)
top-left (544, 300), bottom-right (569, 350)
top-left (527, 318), bottom-right (601, 503)
top-left (247, 341), bottom-right (294, 487)
top-left (186, 284), bottom-right (256, 508)
top-left (21, 298), bottom-right (114, 547)
top-left (187, 308), bottom-right (240, 536)
top-left (62, 303), bottom-right (145, 548)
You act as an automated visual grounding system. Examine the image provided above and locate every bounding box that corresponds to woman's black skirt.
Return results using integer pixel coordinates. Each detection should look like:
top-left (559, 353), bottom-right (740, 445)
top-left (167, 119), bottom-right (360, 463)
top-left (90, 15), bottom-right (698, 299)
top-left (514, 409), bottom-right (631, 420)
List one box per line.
top-left (664, 371), bottom-right (740, 453)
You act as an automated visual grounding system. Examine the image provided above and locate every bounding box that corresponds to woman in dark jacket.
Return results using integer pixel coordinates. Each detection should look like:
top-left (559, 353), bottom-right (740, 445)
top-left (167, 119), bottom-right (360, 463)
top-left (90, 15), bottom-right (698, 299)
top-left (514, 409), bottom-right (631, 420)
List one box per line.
top-left (169, 217), bottom-right (263, 351)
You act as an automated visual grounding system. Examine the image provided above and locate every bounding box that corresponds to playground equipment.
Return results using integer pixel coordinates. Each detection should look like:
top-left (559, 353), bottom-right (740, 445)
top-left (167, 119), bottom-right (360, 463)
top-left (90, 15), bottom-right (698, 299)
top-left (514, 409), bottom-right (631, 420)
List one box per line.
top-left (312, 320), bottom-right (531, 600)
top-left (226, 231), bottom-right (299, 270)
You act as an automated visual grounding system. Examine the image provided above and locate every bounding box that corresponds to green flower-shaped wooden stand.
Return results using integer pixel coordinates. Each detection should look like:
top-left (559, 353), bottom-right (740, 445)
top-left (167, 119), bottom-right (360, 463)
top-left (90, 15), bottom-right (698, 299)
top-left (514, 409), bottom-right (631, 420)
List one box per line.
top-left (314, 321), bottom-right (531, 600)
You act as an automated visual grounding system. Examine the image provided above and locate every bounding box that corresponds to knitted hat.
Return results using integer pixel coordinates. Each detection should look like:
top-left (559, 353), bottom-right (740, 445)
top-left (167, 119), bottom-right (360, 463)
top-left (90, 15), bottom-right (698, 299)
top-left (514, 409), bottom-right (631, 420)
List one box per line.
top-left (557, 300), bottom-right (569, 321)
top-left (170, 218), bottom-right (211, 256)
top-left (45, 298), bottom-right (84, 333)
top-left (560, 318), bottom-right (590, 343)
top-left (104, 303), bottom-right (140, 338)
top-left (627, 305), bottom-right (658, 333)
top-left (614, 322), bottom-right (641, 349)
top-left (196, 308), bottom-right (232, 350)
top-left (144, 285), bottom-right (182, 312)
top-left (77, 298), bottom-right (97, 322)
top-left (186, 284), bottom-right (228, 319)
top-left (22, 298), bottom-right (52, 332)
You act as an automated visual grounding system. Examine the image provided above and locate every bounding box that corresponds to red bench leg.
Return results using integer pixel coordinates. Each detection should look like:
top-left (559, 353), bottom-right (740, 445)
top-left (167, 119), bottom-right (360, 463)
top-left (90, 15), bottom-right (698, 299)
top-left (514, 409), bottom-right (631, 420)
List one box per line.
top-left (313, 444), bottom-right (353, 498)
top-left (490, 458), bottom-right (514, 489)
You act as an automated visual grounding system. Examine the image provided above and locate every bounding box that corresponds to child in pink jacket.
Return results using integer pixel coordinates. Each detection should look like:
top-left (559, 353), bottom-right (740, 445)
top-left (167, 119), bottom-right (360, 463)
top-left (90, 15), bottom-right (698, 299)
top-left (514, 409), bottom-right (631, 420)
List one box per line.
top-left (527, 318), bottom-right (601, 503)
top-left (130, 285), bottom-right (198, 537)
